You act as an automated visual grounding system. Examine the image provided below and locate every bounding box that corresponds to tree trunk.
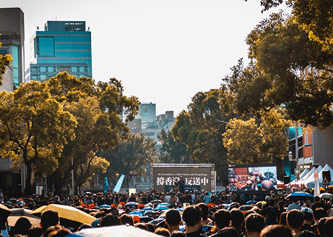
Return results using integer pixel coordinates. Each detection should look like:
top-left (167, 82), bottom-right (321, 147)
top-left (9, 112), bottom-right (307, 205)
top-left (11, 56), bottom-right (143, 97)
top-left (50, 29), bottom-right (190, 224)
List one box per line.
top-left (24, 162), bottom-right (32, 196)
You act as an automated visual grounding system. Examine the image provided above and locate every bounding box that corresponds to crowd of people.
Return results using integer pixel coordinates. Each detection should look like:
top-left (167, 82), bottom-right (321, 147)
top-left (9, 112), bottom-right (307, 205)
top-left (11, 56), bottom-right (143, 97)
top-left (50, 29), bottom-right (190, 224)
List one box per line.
top-left (2, 188), bottom-right (333, 237)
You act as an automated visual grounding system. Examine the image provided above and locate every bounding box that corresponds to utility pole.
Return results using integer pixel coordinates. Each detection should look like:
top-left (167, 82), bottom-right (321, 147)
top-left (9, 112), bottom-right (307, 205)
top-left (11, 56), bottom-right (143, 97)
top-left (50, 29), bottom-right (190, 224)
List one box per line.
top-left (71, 155), bottom-right (75, 196)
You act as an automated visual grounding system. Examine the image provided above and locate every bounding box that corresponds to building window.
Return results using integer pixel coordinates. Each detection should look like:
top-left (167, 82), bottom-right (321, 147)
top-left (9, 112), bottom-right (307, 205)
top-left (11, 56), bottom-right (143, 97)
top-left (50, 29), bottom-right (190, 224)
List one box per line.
top-left (40, 67), bottom-right (46, 72)
top-left (304, 133), bottom-right (309, 145)
top-left (72, 67), bottom-right (77, 72)
top-left (40, 75), bottom-right (47, 80)
top-left (38, 37), bottom-right (55, 57)
top-left (79, 66), bottom-right (85, 72)
top-left (48, 67), bottom-right (54, 72)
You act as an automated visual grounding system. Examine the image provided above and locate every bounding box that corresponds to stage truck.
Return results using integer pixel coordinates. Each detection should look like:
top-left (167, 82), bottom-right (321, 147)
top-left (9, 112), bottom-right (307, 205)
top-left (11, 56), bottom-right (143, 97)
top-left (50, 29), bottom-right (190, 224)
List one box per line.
top-left (150, 163), bottom-right (216, 193)
top-left (228, 164), bottom-right (278, 193)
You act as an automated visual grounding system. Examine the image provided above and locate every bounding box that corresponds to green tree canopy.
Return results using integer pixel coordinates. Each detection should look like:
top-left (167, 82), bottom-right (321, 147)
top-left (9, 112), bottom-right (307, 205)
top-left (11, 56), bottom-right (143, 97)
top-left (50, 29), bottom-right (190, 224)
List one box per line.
top-left (222, 109), bottom-right (290, 164)
top-left (47, 73), bottom-right (140, 195)
top-left (241, 1), bottom-right (333, 128)
top-left (106, 135), bottom-right (156, 185)
top-left (158, 129), bottom-right (191, 163)
top-left (172, 89), bottom-right (234, 184)
top-left (0, 81), bottom-right (77, 195)
top-left (246, 0), bottom-right (332, 50)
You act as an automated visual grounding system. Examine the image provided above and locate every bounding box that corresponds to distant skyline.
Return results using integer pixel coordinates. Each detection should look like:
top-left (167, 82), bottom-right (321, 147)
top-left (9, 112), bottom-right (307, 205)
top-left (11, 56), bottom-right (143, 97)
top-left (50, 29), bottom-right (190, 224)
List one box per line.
top-left (1, 0), bottom-right (286, 116)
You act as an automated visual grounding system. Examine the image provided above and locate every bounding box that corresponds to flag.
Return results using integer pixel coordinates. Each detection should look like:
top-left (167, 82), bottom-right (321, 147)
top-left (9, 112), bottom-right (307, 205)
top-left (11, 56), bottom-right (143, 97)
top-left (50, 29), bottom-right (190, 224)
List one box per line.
top-left (104, 177), bottom-right (109, 194)
top-left (113, 175), bottom-right (125, 193)
top-left (314, 170), bottom-right (320, 197)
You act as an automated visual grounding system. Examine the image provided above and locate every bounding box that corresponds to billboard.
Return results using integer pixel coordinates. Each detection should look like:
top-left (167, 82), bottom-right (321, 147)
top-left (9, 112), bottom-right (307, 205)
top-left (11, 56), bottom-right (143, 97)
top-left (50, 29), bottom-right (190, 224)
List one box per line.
top-left (151, 163), bottom-right (215, 193)
top-left (228, 166), bottom-right (277, 192)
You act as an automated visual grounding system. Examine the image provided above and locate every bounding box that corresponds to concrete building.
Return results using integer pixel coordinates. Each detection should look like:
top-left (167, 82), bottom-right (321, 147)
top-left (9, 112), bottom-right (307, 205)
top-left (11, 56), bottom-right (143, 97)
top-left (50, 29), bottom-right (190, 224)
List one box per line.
top-left (0, 8), bottom-right (25, 196)
top-left (0, 8), bottom-right (25, 91)
top-left (297, 126), bottom-right (333, 168)
top-left (129, 105), bottom-right (175, 143)
top-left (27, 21), bottom-right (92, 81)
top-left (286, 126), bottom-right (333, 180)
top-left (135, 103), bottom-right (156, 125)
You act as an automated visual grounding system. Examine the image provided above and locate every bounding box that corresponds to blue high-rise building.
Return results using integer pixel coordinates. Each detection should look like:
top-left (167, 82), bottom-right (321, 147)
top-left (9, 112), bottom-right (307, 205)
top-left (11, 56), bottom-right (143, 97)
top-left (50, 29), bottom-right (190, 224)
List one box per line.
top-left (28, 21), bottom-right (92, 81)
top-left (0, 8), bottom-right (25, 91)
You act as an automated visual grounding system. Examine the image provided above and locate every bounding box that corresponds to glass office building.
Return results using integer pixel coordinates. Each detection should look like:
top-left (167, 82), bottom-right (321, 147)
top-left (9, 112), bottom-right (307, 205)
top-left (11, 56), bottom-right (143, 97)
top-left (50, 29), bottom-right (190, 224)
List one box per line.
top-left (0, 8), bottom-right (25, 91)
top-left (28, 21), bottom-right (92, 81)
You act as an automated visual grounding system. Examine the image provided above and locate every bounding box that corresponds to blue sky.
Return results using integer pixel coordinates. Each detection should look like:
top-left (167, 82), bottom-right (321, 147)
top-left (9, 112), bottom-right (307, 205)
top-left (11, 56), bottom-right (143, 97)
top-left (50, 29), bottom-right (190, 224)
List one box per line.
top-left (1, 0), bottom-right (285, 116)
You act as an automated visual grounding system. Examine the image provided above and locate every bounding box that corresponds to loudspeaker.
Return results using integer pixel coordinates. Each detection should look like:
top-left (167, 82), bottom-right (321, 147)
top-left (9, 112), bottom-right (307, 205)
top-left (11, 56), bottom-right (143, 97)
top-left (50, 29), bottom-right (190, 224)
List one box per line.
top-left (284, 176), bottom-right (290, 184)
top-left (322, 170), bottom-right (331, 182)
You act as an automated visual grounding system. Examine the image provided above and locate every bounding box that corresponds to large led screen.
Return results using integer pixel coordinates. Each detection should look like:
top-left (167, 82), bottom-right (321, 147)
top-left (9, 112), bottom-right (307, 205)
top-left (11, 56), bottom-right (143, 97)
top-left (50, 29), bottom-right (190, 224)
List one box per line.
top-left (228, 166), bottom-right (277, 192)
top-left (152, 165), bottom-right (213, 192)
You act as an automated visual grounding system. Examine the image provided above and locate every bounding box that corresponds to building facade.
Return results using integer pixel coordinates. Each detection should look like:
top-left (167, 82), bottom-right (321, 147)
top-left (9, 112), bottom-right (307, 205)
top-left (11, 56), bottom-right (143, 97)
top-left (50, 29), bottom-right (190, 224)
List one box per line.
top-left (0, 8), bottom-right (25, 196)
top-left (0, 8), bottom-right (25, 91)
top-left (28, 21), bottom-right (92, 81)
top-left (135, 103), bottom-right (156, 125)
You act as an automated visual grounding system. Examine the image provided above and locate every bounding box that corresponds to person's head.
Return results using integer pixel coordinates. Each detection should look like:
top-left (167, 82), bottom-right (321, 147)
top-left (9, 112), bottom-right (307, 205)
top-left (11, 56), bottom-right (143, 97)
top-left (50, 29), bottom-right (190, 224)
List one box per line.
top-left (260, 224), bottom-right (293, 237)
top-left (10, 217), bottom-right (32, 235)
top-left (182, 206), bottom-right (202, 228)
top-left (170, 231), bottom-right (186, 237)
top-left (165, 210), bottom-right (181, 227)
top-left (134, 223), bottom-right (148, 230)
top-left (324, 217), bottom-right (333, 237)
top-left (154, 227), bottom-right (170, 237)
top-left (43, 225), bottom-right (62, 237)
top-left (230, 209), bottom-right (244, 230)
top-left (99, 213), bottom-right (120, 227)
top-left (314, 208), bottom-right (327, 221)
top-left (287, 210), bottom-right (304, 229)
top-left (296, 230), bottom-right (316, 237)
top-left (120, 214), bottom-right (134, 226)
top-left (196, 203), bottom-right (209, 221)
top-left (314, 196), bottom-right (320, 203)
top-left (48, 227), bottom-right (71, 237)
top-left (316, 217), bottom-right (327, 236)
top-left (245, 213), bottom-right (265, 235)
top-left (28, 227), bottom-right (43, 237)
top-left (213, 209), bottom-right (230, 230)
top-left (215, 227), bottom-right (238, 237)
top-left (146, 222), bottom-right (155, 233)
top-left (279, 212), bottom-right (287, 225)
top-left (41, 210), bottom-right (59, 231)
top-left (301, 208), bottom-right (313, 224)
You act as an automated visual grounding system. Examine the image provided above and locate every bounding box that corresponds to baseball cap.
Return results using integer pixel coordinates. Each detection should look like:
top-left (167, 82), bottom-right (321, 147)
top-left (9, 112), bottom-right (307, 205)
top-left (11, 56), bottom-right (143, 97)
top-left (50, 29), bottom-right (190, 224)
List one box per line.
top-left (301, 207), bottom-right (314, 215)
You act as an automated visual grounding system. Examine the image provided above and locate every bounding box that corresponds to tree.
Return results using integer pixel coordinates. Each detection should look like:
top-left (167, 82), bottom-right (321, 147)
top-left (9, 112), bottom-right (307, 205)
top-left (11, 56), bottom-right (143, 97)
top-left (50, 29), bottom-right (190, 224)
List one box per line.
top-left (172, 89), bottom-right (235, 185)
top-left (222, 109), bottom-right (290, 164)
top-left (247, 11), bottom-right (332, 128)
top-left (158, 129), bottom-right (191, 163)
top-left (0, 38), bottom-right (13, 84)
top-left (0, 81), bottom-right (77, 195)
top-left (241, 3), bottom-right (332, 128)
top-left (106, 135), bottom-right (156, 186)
top-left (47, 73), bottom-right (140, 194)
top-left (246, 0), bottom-right (332, 50)
top-left (50, 96), bottom-right (115, 194)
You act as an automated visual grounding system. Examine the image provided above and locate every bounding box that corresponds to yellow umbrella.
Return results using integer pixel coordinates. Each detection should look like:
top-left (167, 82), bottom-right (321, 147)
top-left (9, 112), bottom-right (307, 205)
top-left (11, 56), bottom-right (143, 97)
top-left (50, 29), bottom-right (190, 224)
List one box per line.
top-left (256, 201), bottom-right (267, 206)
top-left (311, 187), bottom-right (325, 191)
top-left (32, 204), bottom-right (96, 225)
top-left (159, 209), bottom-right (183, 217)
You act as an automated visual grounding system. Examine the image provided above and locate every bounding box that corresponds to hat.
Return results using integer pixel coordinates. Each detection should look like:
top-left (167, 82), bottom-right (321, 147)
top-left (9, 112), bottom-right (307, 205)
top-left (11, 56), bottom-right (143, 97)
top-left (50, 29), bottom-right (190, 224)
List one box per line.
top-left (301, 207), bottom-right (313, 215)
